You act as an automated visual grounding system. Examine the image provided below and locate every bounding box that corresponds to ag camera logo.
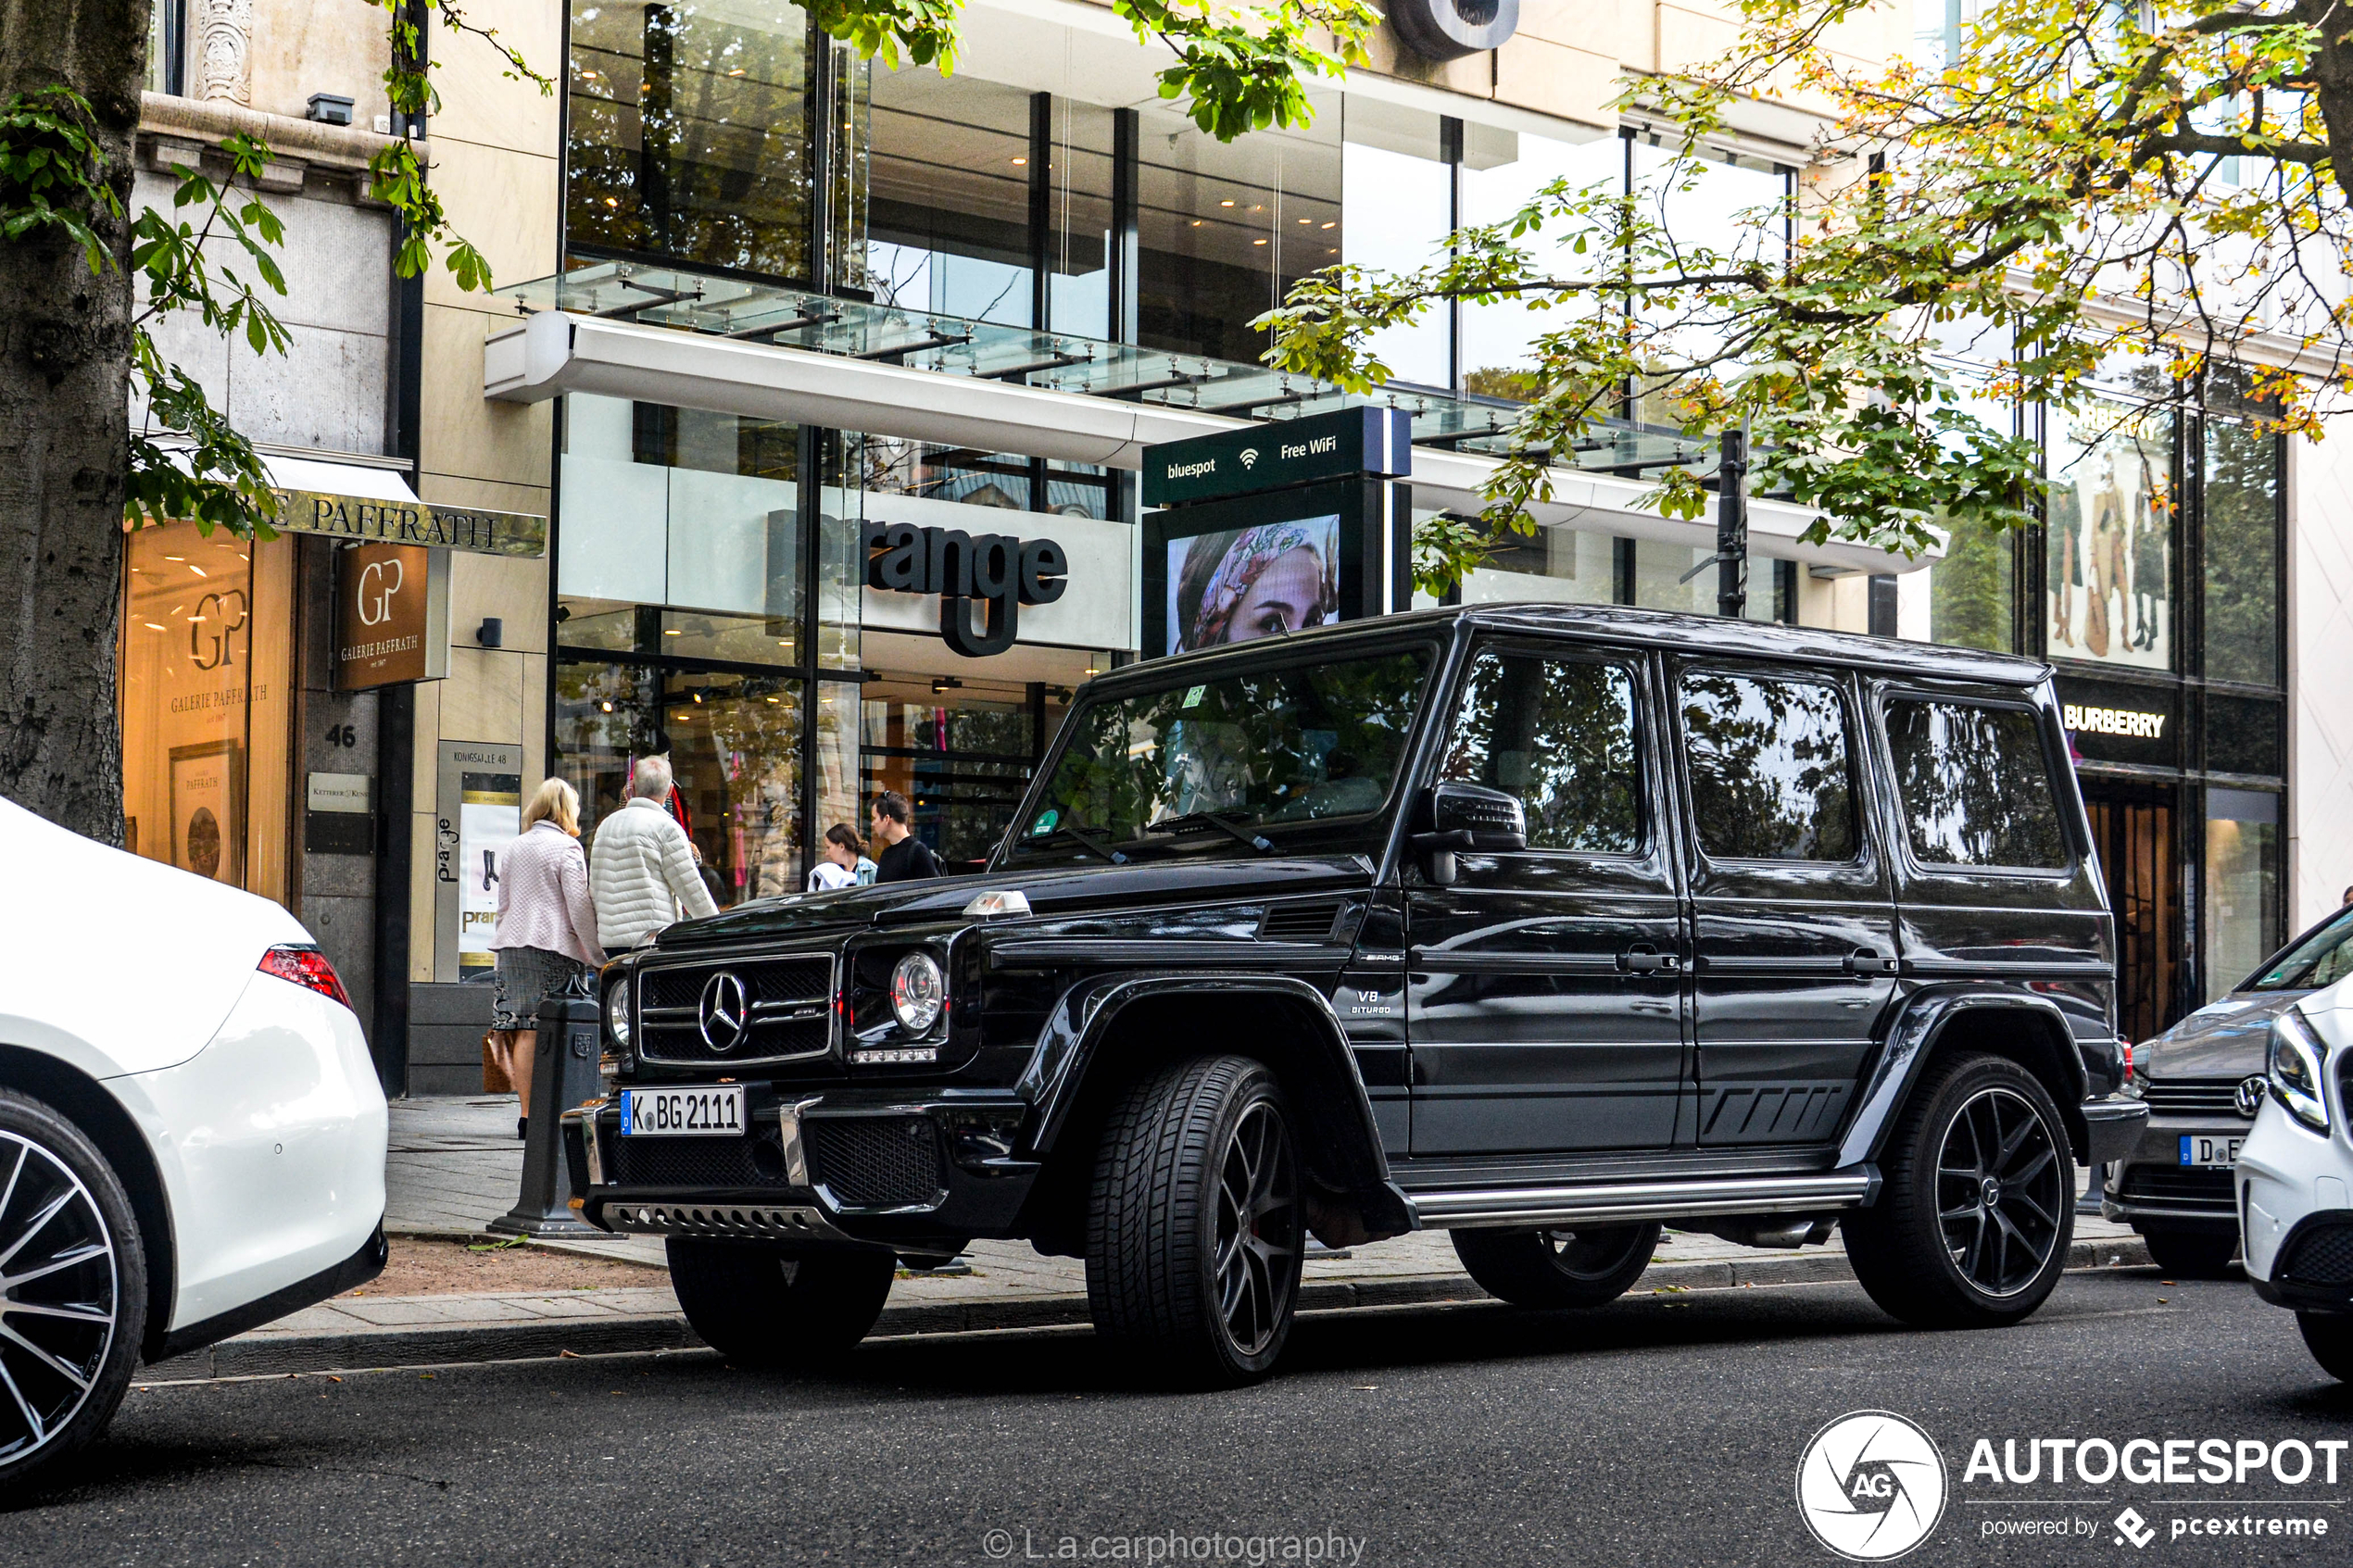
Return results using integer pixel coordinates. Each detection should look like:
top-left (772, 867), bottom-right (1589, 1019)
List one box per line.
top-left (1797, 1411), bottom-right (1949, 1561)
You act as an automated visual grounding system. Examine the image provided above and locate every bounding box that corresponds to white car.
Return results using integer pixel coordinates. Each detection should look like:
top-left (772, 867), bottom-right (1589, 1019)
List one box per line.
top-left (2238, 972), bottom-right (2353, 1381)
top-left (0, 798), bottom-right (388, 1486)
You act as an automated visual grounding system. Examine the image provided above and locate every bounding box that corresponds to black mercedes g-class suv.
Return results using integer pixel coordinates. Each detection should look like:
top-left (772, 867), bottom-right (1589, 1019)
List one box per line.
top-left (566, 604), bottom-right (2147, 1384)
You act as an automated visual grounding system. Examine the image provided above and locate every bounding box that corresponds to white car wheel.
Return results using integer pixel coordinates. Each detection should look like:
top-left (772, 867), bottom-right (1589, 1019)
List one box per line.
top-left (0, 1091), bottom-right (147, 1490)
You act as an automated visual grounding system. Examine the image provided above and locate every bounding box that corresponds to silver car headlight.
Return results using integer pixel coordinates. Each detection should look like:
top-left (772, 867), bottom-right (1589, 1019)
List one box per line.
top-left (605, 974), bottom-right (633, 1048)
top-left (2268, 1008), bottom-right (2330, 1134)
top-left (889, 950), bottom-right (945, 1035)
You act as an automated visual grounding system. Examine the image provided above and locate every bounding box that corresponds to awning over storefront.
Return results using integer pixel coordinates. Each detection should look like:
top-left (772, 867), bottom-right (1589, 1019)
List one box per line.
top-left (258, 453), bottom-right (547, 558)
top-left (486, 302), bottom-right (1928, 576)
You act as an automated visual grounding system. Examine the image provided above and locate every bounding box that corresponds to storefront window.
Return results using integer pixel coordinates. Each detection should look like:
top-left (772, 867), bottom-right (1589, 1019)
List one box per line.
top-left (2202, 417), bottom-right (2281, 687)
top-left (1046, 97), bottom-right (1117, 339)
top-left (2046, 397), bottom-right (2174, 671)
top-left (1633, 542), bottom-right (1790, 621)
top-left (1458, 128), bottom-right (1621, 400)
top-left (2204, 787), bottom-right (2282, 1000)
top-left (555, 660), bottom-right (807, 904)
top-left (861, 685), bottom-right (1035, 872)
top-left (1461, 524), bottom-right (1617, 606)
top-left (868, 69), bottom-right (1036, 325)
top-left (1137, 100), bottom-right (1340, 363)
top-left (568, 0), bottom-right (815, 279)
top-left (1341, 103), bottom-right (1453, 388)
top-left (119, 521), bottom-right (294, 902)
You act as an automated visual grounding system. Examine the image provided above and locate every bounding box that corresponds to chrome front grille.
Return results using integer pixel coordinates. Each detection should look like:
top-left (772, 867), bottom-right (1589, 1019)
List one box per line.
top-left (2140, 1079), bottom-right (2254, 1118)
top-left (636, 953), bottom-right (836, 1066)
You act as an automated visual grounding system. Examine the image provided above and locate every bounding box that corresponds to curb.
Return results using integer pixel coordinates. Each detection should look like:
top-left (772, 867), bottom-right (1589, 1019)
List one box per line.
top-left (136, 1234), bottom-right (2154, 1383)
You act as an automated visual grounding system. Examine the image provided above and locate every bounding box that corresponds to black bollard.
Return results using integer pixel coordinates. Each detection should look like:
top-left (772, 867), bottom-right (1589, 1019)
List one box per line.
top-left (487, 973), bottom-right (605, 1238)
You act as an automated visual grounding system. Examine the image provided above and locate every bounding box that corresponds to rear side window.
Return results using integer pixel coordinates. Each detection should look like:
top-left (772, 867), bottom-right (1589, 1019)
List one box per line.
top-left (1883, 699), bottom-right (2068, 870)
top-left (1680, 671), bottom-right (1857, 861)
top-left (1441, 648), bottom-right (1642, 853)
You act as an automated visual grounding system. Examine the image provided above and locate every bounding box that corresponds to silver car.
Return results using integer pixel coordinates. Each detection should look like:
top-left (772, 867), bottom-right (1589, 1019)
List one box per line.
top-left (2107, 905), bottom-right (2353, 1274)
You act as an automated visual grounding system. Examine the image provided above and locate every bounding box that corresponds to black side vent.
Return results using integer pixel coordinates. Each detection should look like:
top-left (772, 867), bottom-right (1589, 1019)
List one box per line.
top-left (1258, 901), bottom-right (1342, 944)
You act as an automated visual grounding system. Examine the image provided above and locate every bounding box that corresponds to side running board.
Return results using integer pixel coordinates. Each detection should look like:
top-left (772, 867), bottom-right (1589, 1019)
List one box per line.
top-left (1406, 1166), bottom-right (1881, 1231)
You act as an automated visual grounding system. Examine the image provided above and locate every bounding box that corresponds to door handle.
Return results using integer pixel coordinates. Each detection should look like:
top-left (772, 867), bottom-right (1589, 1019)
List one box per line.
top-left (1617, 945), bottom-right (1683, 975)
top-left (1842, 949), bottom-right (1901, 977)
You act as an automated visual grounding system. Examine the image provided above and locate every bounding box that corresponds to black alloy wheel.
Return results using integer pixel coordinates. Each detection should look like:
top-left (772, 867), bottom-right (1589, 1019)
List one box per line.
top-left (1087, 1056), bottom-right (1305, 1386)
top-left (1843, 1053), bottom-right (2075, 1329)
top-left (1935, 1086), bottom-right (2069, 1297)
top-left (1451, 1223), bottom-right (1661, 1310)
top-left (1214, 1098), bottom-right (1299, 1359)
top-left (0, 1090), bottom-right (148, 1491)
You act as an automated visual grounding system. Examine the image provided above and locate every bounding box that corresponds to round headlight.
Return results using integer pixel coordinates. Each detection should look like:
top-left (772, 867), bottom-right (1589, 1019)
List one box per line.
top-left (604, 976), bottom-right (633, 1047)
top-left (889, 950), bottom-right (945, 1035)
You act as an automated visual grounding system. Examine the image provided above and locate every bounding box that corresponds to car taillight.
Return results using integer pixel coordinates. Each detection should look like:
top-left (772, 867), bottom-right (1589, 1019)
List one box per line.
top-left (2122, 1041), bottom-right (2134, 1083)
top-left (258, 945), bottom-right (352, 1010)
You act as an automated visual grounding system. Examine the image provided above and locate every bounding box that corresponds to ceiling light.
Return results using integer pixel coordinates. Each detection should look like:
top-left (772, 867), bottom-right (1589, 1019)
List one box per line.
top-left (1252, 238), bottom-right (1267, 245)
top-left (662, 627), bottom-right (680, 635)
top-left (144, 622), bottom-right (165, 632)
top-left (1321, 221), bottom-right (1335, 230)
top-left (600, 700), bottom-right (614, 712)
top-left (1219, 200), bottom-right (1234, 207)
top-left (1298, 218), bottom-right (1310, 224)
top-left (1012, 157), bottom-right (1026, 165)
top-left (933, 677), bottom-right (964, 694)
top-left (1189, 220), bottom-right (1202, 227)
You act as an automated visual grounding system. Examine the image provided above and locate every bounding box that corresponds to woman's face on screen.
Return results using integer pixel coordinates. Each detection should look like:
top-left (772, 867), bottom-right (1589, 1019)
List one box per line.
top-left (1224, 548), bottom-right (1324, 643)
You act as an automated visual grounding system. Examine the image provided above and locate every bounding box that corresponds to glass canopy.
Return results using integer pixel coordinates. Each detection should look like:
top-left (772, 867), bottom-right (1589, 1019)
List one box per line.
top-left (501, 259), bottom-right (1721, 478)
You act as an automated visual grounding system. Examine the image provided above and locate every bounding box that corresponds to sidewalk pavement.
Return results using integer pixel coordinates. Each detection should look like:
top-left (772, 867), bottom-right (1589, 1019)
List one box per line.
top-left (137, 1097), bottom-right (2155, 1383)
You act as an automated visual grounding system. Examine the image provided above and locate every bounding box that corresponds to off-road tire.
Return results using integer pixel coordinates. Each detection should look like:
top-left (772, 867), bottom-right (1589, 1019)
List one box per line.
top-left (1086, 1055), bottom-right (1303, 1387)
top-left (2296, 1312), bottom-right (2353, 1381)
top-left (2139, 1225), bottom-right (2238, 1279)
top-left (665, 1240), bottom-right (894, 1368)
top-left (0, 1088), bottom-right (148, 1494)
top-left (1450, 1223), bottom-right (1661, 1309)
top-left (1843, 1052), bottom-right (2074, 1329)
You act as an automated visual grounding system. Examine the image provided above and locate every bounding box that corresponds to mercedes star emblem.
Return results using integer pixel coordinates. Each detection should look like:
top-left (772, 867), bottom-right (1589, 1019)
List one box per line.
top-left (698, 971), bottom-right (749, 1052)
top-left (2235, 1073), bottom-right (2268, 1119)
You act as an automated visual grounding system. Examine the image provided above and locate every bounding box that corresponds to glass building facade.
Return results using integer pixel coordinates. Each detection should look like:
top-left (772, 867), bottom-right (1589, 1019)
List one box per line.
top-left (1918, 352), bottom-right (2288, 1038)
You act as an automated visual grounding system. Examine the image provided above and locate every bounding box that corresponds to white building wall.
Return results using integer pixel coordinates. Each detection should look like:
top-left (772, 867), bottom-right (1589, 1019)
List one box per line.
top-left (2288, 431), bottom-right (2353, 931)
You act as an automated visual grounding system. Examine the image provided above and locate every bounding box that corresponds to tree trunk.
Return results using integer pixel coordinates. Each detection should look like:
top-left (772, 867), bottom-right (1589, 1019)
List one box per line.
top-left (0, 0), bottom-right (144, 843)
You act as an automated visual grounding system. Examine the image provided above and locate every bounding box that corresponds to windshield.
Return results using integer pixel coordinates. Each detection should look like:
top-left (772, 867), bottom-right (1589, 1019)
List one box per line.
top-left (1007, 646), bottom-right (1436, 859)
top-left (2246, 905), bottom-right (2353, 992)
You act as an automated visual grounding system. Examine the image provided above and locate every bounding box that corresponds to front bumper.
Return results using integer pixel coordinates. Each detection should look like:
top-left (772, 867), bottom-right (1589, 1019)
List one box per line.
top-left (2237, 1103), bottom-right (2353, 1308)
top-left (2100, 1109), bottom-right (2251, 1232)
top-left (562, 1085), bottom-right (1039, 1252)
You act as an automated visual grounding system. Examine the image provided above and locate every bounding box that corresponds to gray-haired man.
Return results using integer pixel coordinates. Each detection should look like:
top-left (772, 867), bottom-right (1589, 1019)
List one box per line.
top-left (589, 757), bottom-right (719, 949)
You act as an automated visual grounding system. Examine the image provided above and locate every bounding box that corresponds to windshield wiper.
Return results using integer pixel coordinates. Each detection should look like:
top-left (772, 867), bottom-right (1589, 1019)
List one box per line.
top-left (1037, 823), bottom-right (1128, 864)
top-left (1149, 810), bottom-right (1274, 854)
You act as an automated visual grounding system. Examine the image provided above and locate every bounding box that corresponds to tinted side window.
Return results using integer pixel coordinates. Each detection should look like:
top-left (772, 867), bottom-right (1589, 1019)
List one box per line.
top-left (1680, 671), bottom-right (1857, 861)
top-left (1883, 700), bottom-right (2068, 869)
top-left (2249, 907), bottom-right (2353, 991)
top-left (1442, 649), bottom-right (1642, 853)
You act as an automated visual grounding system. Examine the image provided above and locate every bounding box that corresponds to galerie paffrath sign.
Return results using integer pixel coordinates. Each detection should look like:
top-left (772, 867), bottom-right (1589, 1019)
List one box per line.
top-left (271, 488), bottom-right (547, 558)
top-left (1143, 407), bottom-right (1413, 508)
top-left (335, 541), bottom-right (449, 689)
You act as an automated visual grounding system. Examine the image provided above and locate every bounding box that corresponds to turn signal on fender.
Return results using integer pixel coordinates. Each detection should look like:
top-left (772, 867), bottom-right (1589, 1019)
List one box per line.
top-left (258, 945), bottom-right (354, 1010)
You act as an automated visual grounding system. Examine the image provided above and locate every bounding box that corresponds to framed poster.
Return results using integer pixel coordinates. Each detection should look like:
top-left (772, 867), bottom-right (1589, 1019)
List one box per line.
top-left (168, 739), bottom-right (245, 884)
top-left (434, 742), bottom-right (524, 982)
top-left (1142, 478), bottom-right (1405, 659)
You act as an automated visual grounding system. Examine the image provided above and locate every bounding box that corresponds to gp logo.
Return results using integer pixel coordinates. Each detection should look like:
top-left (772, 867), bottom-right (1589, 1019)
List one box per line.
top-left (1797, 1411), bottom-right (1950, 1560)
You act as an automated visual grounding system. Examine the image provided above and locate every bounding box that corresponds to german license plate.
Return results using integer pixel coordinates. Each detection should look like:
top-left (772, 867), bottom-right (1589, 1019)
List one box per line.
top-left (2180, 1134), bottom-right (2243, 1168)
top-left (620, 1085), bottom-right (745, 1137)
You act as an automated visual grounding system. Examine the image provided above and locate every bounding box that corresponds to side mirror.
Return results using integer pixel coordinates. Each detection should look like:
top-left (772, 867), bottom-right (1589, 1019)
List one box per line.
top-left (1410, 782), bottom-right (1527, 885)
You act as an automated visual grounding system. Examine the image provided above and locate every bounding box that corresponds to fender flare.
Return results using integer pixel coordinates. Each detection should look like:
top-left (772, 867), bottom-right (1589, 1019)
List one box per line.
top-left (1835, 987), bottom-right (2092, 1169)
top-left (1016, 971), bottom-right (1407, 1228)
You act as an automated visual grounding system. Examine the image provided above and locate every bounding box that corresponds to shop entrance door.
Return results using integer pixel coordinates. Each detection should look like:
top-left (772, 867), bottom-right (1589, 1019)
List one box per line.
top-left (2082, 784), bottom-right (2181, 1046)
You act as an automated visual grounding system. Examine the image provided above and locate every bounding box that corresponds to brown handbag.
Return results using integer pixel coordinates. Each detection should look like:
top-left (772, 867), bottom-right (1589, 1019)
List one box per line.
top-left (481, 1032), bottom-right (513, 1095)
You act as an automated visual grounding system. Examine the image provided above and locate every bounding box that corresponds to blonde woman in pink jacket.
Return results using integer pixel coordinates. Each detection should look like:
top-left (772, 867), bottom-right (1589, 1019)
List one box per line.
top-left (490, 779), bottom-right (606, 1138)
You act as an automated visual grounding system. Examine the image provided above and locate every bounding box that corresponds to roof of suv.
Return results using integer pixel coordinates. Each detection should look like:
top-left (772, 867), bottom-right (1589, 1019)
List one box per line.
top-left (1115, 603), bottom-right (2051, 688)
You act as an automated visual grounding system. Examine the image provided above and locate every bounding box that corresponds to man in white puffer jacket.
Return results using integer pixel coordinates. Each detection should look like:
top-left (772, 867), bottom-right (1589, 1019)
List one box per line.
top-left (589, 757), bottom-right (719, 950)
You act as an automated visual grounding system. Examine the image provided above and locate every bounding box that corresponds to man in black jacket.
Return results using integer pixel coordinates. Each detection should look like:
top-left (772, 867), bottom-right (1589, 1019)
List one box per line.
top-left (870, 790), bottom-right (942, 883)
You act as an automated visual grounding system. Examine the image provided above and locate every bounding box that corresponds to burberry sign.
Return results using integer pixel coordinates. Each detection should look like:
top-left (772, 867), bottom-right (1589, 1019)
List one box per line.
top-left (271, 488), bottom-right (547, 558)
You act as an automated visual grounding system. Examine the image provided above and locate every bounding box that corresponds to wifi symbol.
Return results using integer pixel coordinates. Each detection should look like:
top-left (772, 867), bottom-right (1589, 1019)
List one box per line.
top-left (1239, 448), bottom-right (1260, 470)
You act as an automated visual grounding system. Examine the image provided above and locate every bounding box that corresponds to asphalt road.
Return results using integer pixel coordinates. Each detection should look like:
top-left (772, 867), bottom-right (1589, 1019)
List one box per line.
top-left (10, 1268), bottom-right (2350, 1567)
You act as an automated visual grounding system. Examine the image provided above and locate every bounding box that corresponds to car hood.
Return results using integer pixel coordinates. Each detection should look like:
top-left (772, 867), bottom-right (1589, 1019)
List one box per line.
top-left (658, 853), bottom-right (1378, 947)
top-left (2137, 989), bottom-right (2303, 1079)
